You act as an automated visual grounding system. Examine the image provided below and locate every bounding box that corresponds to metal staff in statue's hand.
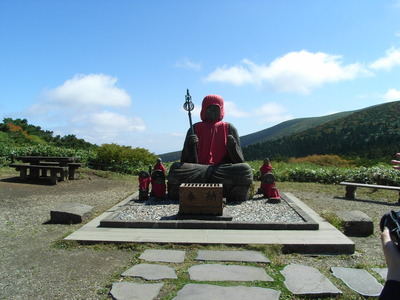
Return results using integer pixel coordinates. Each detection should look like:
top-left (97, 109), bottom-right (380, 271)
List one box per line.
top-left (183, 89), bottom-right (195, 134)
top-left (183, 89), bottom-right (198, 163)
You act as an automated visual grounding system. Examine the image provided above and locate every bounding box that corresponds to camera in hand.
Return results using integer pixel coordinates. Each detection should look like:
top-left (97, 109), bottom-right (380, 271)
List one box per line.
top-left (380, 210), bottom-right (400, 250)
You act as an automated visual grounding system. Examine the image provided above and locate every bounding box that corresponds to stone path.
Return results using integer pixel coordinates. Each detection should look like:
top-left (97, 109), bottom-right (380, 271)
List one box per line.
top-left (109, 249), bottom-right (387, 300)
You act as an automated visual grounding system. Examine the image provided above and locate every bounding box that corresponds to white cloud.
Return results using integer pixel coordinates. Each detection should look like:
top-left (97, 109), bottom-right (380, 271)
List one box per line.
top-left (69, 111), bottom-right (146, 144)
top-left (26, 74), bottom-right (147, 146)
top-left (224, 101), bottom-right (249, 118)
top-left (205, 63), bottom-right (255, 85)
top-left (42, 73), bottom-right (131, 109)
top-left (205, 50), bottom-right (370, 94)
top-left (382, 88), bottom-right (400, 102)
top-left (174, 57), bottom-right (202, 70)
top-left (369, 47), bottom-right (400, 71)
top-left (85, 111), bottom-right (145, 132)
top-left (254, 102), bottom-right (293, 124)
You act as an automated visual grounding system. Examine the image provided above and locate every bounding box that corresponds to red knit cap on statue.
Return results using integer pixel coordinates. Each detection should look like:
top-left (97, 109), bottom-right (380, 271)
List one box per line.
top-left (200, 95), bottom-right (225, 121)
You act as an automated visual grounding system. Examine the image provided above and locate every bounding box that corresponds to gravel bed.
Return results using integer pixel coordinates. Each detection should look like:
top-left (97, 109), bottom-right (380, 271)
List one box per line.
top-left (113, 194), bottom-right (304, 223)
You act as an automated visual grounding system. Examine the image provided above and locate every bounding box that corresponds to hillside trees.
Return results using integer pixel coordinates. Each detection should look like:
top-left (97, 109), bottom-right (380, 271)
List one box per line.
top-left (243, 101), bottom-right (400, 161)
top-left (0, 118), bottom-right (157, 174)
top-left (0, 118), bottom-right (95, 149)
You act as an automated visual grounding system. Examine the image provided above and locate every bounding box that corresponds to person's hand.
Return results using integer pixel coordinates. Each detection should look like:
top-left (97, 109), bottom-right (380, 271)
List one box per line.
top-left (391, 153), bottom-right (400, 170)
top-left (187, 134), bottom-right (199, 146)
top-left (381, 227), bottom-right (400, 282)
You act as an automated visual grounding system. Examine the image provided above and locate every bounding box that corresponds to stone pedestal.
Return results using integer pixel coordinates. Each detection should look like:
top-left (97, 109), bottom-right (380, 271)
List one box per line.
top-left (336, 210), bottom-right (373, 237)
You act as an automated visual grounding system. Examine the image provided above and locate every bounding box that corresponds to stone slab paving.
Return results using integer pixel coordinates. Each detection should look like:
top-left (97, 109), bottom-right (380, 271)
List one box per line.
top-left (122, 263), bottom-right (177, 280)
top-left (331, 267), bottom-right (383, 297)
top-left (109, 282), bottom-right (164, 300)
top-left (139, 249), bottom-right (186, 263)
top-left (281, 264), bottom-right (342, 297)
top-left (188, 264), bottom-right (274, 281)
top-left (110, 249), bottom-right (389, 298)
top-left (195, 250), bottom-right (270, 263)
top-left (373, 267), bottom-right (388, 280)
top-left (172, 284), bottom-right (281, 300)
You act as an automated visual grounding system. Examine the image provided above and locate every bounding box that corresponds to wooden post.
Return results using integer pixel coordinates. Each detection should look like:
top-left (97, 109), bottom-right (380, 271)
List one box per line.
top-left (345, 186), bottom-right (357, 200)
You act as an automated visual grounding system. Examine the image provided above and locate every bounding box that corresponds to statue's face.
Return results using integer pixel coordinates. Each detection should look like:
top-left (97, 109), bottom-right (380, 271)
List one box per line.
top-left (205, 105), bottom-right (220, 121)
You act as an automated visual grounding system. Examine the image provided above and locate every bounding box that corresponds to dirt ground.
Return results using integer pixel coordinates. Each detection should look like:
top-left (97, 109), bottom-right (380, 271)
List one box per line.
top-left (0, 170), bottom-right (136, 300)
top-left (0, 169), bottom-right (396, 299)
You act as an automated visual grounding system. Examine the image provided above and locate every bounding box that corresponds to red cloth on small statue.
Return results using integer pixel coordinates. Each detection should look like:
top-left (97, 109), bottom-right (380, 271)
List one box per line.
top-left (260, 163), bottom-right (280, 199)
top-left (260, 163), bottom-right (272, 174)
top-left (152, 182), bottom-right (166, 198)
top-left (261, 182), bottom-right (280, 198)
top-left (195, 95), bottom-right (229, 165)
top-left (139, 177), bottom-right (151, 190)
top-left (154, 163), bottom-right (166, 174)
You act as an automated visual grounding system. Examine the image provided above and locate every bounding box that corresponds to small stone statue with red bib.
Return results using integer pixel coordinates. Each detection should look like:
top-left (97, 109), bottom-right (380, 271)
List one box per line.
top-left (259, 158), bottom-right (281, 203)
top-left (151, 158), bottom-right (167, 199)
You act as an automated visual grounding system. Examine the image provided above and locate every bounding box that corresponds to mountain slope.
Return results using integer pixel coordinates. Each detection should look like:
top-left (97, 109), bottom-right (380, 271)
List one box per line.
top-left (240, 111), bottom-right (355, 147)
top-left (242, 101), bottom-right (400, 160)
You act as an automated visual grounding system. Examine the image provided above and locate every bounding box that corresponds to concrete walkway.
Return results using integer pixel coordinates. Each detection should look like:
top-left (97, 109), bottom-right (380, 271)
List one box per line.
top-left (65, 192), bottom-right (354, 254)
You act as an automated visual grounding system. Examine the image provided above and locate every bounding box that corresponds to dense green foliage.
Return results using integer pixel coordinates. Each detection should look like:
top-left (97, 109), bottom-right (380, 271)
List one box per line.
top-left (88, 143), bottom-right (157, 174)
top-left (247, 159), bottom-right (400, 186)
top-left (243, 101), bottom-right (400, 161)
top-left (0, 118), bottom-right (157, 175)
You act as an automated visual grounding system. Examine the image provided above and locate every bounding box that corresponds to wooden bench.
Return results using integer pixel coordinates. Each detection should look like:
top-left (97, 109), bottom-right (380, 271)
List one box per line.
top-left (66, 162), bottom-right (83, 180)
top-left (37, 162), bottom-right (83, 179)
top-left (339, 181), bottom-right (400, 203)
top-left (9, 164), bottom-right (68, 185)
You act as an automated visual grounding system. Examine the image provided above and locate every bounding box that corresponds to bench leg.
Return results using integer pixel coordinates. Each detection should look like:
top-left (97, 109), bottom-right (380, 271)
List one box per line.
top-left (68, 166), bottom-right (77, 180)
top-left (20, 168), bottom-right (27, 180)
top-left (59, 169), bottom-right (66, 182)
top-left (41, 168), bottom-right (48, 177)
top-left (30, 168), bottom-right (40, 178)
top-left (345, 186), bottom-right (357, 200)
top-left (398, 192), bottom-right (400, 204)
top-left (50, 170), bottom-right (58, 185)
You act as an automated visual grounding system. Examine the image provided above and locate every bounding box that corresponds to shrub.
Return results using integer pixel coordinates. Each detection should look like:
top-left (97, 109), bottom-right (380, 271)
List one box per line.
top-left (88, 143), bottom-right (157, 175)
top-left (288, 154), bottom-right (352, 166)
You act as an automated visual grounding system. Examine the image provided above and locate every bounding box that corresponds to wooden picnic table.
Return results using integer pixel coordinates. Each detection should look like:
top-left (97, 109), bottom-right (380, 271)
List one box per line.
top-left (15, 156), bottom-right (78, 165)
top-left (10, 156), bottom-right (83, 184)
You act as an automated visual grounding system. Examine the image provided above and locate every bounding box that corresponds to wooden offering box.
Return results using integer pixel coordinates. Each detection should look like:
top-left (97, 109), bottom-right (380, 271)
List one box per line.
top-left (179, 183), bottom-right (223, 215)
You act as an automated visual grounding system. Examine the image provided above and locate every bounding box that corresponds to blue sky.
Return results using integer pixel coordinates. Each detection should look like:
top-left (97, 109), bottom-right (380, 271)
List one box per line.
top-left (1, 0), bottom-right (400, 155)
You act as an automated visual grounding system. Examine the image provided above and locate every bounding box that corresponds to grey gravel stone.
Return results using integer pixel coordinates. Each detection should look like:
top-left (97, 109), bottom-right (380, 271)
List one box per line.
top-left (196, 250), bottom-right (270, 263)
top-left (110, 282), bottom-right (164, 300)
top-left (113, 196), bottom-right (303, 223)
top-left (331, 267), bottom-right (383, 297)
top-left (173, 284), bottom-right (281, 300)
top-left (139, 249), bottom-right (186, 263)
top-left (281, 264), bottom-right (342, 296)
top-left (188, 264), bottom-right (274, 281)
top-left (122, 263), bottom-right (177, 280)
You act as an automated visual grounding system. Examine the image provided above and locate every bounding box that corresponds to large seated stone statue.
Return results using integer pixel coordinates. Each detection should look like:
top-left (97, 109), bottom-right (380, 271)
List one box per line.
top-left (168, 94), bottom-right (253, 202)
